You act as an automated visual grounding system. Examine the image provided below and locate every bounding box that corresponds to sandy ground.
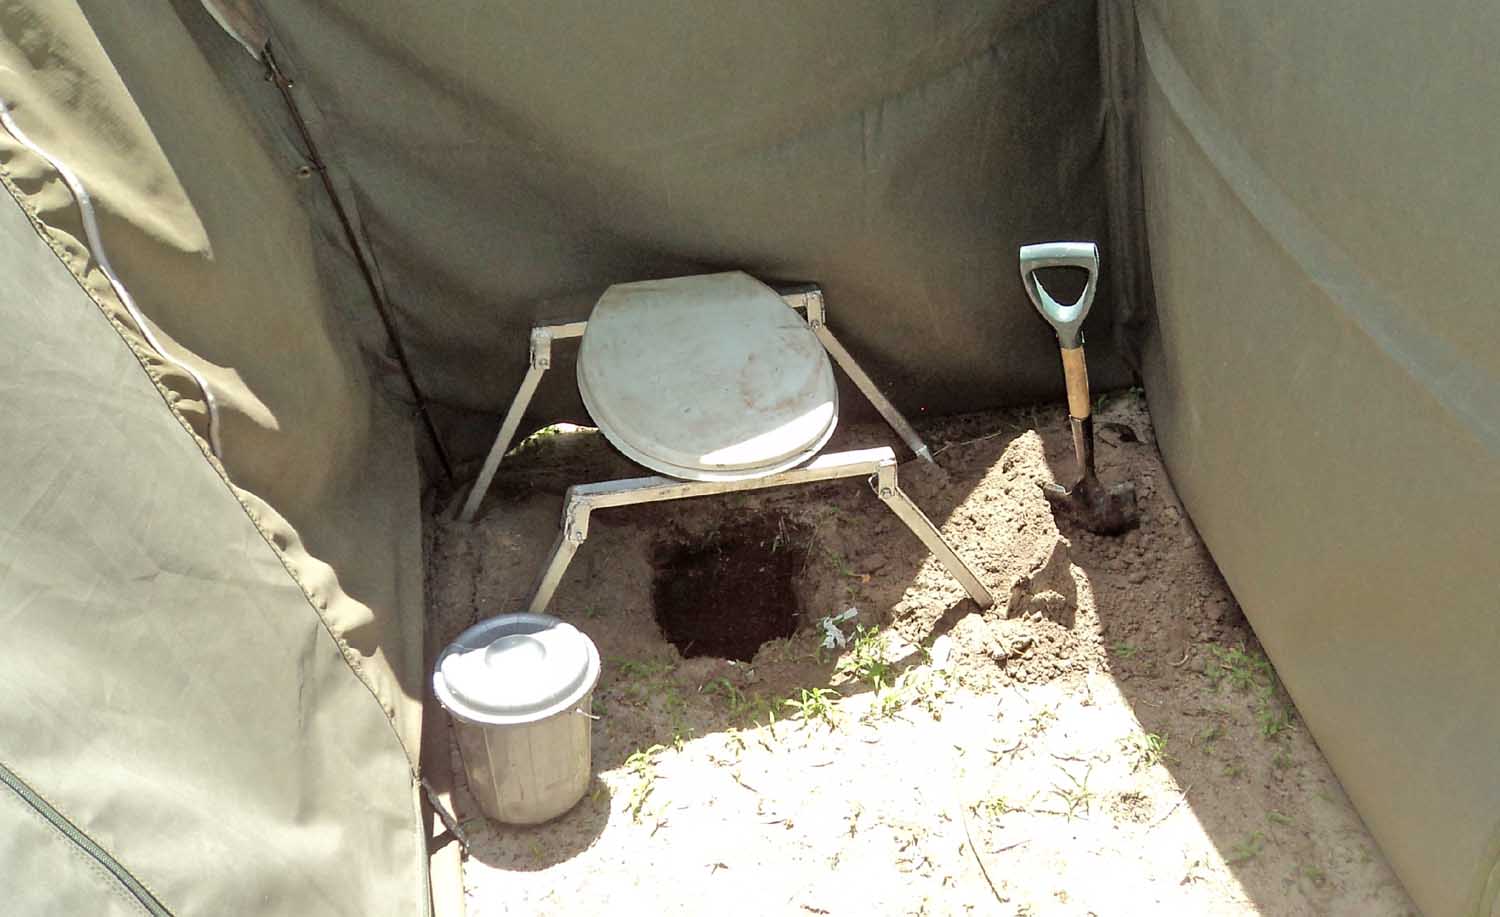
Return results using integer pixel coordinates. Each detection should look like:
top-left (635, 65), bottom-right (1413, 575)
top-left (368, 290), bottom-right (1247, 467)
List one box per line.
top-left (426, 392), bottom-right (1416, 916)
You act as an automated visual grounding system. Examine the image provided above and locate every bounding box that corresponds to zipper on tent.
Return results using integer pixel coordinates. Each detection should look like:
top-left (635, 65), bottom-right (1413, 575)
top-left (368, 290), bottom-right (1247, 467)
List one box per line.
top-left (0, 760), bottom-right (172, 916)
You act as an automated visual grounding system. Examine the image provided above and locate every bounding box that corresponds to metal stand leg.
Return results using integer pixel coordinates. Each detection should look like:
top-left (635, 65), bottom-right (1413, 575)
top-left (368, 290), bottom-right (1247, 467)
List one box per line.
top-left (524, 447), bottom-right (993, 612)
top-left (872, 462), bottom-right (995, 608)
top-left (798, 290), bottom-right (935, 464)
top-left (459, 363), bottom-right (544, 522)
top-left (458, 322), bottom-right (587, 523)
top-left (528, 495), bottom-right (591, 612)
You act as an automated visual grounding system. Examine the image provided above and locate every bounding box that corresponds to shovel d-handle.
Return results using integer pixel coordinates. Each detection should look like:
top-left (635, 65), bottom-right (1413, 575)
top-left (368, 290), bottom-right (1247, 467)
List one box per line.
top-left (1019, 241), bottom-right (1099, 350)
top-left (1020, 241), bottom-right (1101, 484)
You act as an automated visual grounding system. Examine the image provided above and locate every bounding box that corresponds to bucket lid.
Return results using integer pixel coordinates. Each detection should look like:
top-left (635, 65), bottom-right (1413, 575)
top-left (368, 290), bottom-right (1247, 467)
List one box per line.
top-left (577, 271), bottom-right (838, 482)
top-left (433, 613), bottom-right (601, 726)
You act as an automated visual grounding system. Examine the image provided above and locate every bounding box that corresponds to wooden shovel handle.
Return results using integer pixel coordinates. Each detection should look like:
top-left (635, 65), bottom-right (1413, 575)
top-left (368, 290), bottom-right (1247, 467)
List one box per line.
top-left (1060, 346), bottom-right (1091, 420)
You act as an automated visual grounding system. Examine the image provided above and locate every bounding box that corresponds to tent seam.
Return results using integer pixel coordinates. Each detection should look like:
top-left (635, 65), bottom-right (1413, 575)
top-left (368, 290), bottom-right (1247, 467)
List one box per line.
top-left (0, 753), bottom-right (173, 916)
top-left (0, 159), bottom-right (420, 775)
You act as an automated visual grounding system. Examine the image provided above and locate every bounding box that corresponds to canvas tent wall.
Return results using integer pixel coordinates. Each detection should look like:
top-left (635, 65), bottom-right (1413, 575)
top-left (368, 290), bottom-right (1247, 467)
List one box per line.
top-left (235, 0), bottom-right (1144, 453)
top-left (2, 1), bottom-right (1497, 915)
top-left (0, 2), bottom-right (434, 914)
top-left (1133, 4), bottom-right (1500, 915)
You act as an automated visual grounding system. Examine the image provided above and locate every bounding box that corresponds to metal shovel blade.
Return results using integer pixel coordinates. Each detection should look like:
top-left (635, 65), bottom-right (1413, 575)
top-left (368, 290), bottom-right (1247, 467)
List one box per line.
top-left (1042, 475), bottom-right (1140, 536)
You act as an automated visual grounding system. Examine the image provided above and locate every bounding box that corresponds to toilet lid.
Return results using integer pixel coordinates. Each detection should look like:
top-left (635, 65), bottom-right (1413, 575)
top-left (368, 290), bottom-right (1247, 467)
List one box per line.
top-left (433, 613), bottom-right (600, 726)
top-left (578, 272), bottom-right (838, 481)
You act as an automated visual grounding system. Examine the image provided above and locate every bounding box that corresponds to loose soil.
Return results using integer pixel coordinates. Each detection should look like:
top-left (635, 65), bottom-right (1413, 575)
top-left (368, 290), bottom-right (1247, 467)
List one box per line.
top-left (425, 392), bottom-right (1416, 916)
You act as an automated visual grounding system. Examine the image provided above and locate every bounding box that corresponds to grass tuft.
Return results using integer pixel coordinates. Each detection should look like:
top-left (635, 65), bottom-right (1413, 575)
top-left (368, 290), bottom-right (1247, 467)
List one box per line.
top-left (783, 687), bottom-right (842, 729)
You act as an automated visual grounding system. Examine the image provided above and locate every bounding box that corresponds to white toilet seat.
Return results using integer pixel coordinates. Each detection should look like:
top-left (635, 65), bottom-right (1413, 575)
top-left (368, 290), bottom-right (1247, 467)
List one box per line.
top-left (577, 272), bottom-right (838, 482)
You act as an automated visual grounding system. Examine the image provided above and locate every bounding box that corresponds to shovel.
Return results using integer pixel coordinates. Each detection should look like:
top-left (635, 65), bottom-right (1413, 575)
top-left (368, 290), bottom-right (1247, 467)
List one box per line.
top-left (1019, 241), bottom-right (1139, 535)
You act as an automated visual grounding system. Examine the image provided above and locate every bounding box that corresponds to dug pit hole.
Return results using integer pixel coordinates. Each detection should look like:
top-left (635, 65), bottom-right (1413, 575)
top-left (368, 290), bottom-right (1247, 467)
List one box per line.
top-left (651, 517), bottom-right (812, 662)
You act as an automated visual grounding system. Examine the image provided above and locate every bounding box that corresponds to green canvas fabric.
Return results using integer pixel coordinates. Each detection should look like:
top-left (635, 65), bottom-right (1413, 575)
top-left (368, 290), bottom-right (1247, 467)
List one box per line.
top-left (1, 1), bottom-right (433, 913)
top-left (240, 0), bottom-right (1135, 447)
top-left (0, 178), bottom-right (427, 913)
top-left (0, 1), bottom-right (426, 757)
top-left (1135, 3), bottom-right (1500, 915)
top-left (0, 783), bottom-right (156, 917)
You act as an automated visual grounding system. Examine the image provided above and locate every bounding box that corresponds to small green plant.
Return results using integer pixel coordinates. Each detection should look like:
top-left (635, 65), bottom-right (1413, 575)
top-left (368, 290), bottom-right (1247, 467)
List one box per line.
top-left (656, 685), bottom-right (693, 749)
top-left (513, 424), bottom-right (563, 455)
top-left (1205, 644), bottom-right (1296, 743)
top-left (977, 796), bottom-right (1015, 819)
top-left (1195, 722), bottom-right (1223, 748)
top-left (1257, 700), bottom-right (1294, 739)
top-left (625, 744), bottom-right (665, 773)
top-left (660, 685), bottom-right (688, 715)
top-left (842, 625), bottom-right (892, 690)
top-left (1205, 645), bottom-right (1273, 693)
top-left (783, 687), bottom-right (841, 729)
top-left (1266, 809), bottom-right (1294, 827)
top-left (1123, 732), bottom-right (1173, 771)
top-left (1112, 641), bottom-right (1141, 660)
top-left (616, 658), bottom-right (675, 681)
top-left (701, 677), bottom-right (743, 707)
top-left (725, 691), bottom-right (779, 729)
top-left (1300, 864), bottom-right (1328, 886)
top-left (1227, 831), bottom-right (1266, 864)
top-left (870, 684), bottom-right (906, 720)
top-left (512, 422), bottom-right (596, 457)
top-left (624, 744), bottom-right (667, 822)
top-left (825, 548), bottom-right (856, 579)
top-left (1048, 765), bottom-right (1095, 820)
top-left (610, 657), bottom-right (678, 707)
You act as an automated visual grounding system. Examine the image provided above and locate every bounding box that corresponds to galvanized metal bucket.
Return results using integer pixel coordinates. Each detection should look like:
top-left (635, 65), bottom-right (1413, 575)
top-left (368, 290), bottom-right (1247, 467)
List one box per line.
top-left (433, 613), bottom-right (601, 825)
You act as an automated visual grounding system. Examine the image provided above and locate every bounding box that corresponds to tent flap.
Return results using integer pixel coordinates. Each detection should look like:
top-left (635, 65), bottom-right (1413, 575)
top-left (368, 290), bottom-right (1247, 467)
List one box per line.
top-left (0, 173), bottom-right (427, 915)
top-left (1, 1), bottom-right (432, 912)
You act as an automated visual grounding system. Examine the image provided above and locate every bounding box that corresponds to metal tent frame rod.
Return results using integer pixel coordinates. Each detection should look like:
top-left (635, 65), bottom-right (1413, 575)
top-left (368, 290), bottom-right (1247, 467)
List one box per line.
top-left (262, 43), bottom-right (454, 480)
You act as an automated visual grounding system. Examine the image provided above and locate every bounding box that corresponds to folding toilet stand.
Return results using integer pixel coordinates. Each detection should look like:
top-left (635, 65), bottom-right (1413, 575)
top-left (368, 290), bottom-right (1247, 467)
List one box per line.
top-left (459, 282), bottom-right (995, 613)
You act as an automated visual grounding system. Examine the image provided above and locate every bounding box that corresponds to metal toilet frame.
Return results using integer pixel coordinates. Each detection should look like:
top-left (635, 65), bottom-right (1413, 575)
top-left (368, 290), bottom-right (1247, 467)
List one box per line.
top-left (459, 282), bottom-right (996, 613)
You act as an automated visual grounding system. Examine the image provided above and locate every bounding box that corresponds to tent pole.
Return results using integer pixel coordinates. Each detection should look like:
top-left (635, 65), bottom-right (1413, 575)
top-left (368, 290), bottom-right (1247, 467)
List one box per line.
top-left (262, 43), bottom-right (454, 480)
